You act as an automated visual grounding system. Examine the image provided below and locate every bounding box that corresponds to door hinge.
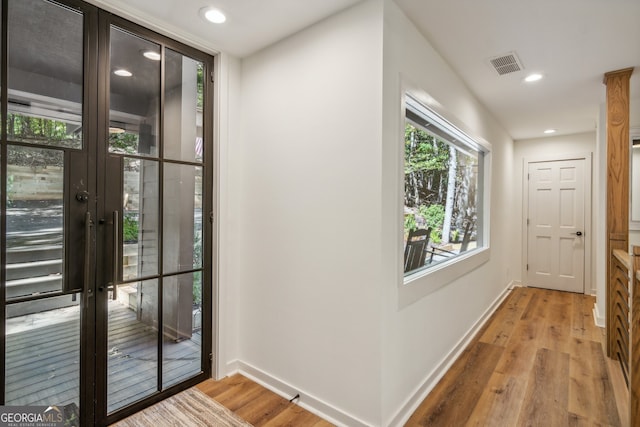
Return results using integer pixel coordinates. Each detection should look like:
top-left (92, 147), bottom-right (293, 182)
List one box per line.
top-left (527, 218), bottom-right (530, 225)
top-left (526, 264), bottom-right (529, 271)
top-left (209, 353), bottom-right (214, 362)
top-left (210, 71), bottom-right (214, 83)
top-left (209, 212), bottom-right (214, 224)
top-left (527, 173), bottom-right (530, 180)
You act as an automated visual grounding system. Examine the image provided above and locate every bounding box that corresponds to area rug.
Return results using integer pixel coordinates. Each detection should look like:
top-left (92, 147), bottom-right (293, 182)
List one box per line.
top-left (111, 387), bottom-right (253, 427)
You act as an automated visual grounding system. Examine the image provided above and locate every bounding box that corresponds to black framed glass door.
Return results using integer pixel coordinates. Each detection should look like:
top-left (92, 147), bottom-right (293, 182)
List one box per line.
top-left (95, 13), bottom-right (213, 425)
top-left (0, 1), bottom-right (213, 425)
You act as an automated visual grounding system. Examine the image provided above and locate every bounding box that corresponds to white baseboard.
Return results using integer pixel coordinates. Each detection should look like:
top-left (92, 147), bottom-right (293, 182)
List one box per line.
top-left (227, 360), bottom-right (371, 427)
top-left (220, 359), bottom-right (240, 379)
top-left (593, 302), bottom-right (605, 328)
top-left (222, 283), bottom-right (513, 427)
top-left (386, 283), bottom-right (513, 427)
top-left (509, 280), bottom-right (522, 289)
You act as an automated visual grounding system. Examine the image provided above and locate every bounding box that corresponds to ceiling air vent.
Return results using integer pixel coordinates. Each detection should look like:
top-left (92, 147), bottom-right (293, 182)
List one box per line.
top-left (488, 52), bottom-right (523, 76)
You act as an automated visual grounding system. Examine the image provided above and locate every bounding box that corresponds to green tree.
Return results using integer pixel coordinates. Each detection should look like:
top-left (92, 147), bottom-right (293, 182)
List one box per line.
top-left (7, 113), bottom-right (79, 147)
top-left (404, 123), bottom-right (451, 241)
top-left (404, 123), bottom-right (450, 208)
top-left (197, 63), bottom-right (204, 110)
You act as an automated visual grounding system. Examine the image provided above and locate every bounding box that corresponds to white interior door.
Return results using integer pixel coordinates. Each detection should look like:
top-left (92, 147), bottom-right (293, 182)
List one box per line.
top-left (526, 159), bottom-right (585, 293)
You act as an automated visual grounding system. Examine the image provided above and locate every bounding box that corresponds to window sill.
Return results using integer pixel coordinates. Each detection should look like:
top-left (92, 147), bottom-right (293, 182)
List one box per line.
top-left (399, 247), bottom-right (490, 308)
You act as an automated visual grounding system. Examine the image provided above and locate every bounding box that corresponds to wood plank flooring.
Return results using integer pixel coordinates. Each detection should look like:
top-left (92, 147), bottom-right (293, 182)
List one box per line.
top-left (406, 286), bottom-right (626, 426)
top-left (201, 286), bottom-right (626, 427)
top-left (197, 374), bottom-right (333, 426)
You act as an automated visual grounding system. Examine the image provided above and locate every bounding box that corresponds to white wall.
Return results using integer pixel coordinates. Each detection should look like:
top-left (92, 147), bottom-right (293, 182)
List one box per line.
top-left (234, 1), bottom-right (384, 424)
top-left (512, 132), bottom-right (596, 292)
top-left (380, 1), bottom-right (516, 424)
top-left (215, 52), bottom-right (242, 378)
top-left (231, 0), bottom-right (519, 423)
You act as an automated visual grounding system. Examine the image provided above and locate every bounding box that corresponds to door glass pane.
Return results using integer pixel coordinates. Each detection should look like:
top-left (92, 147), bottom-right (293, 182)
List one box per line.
top-left (108, 280), bottom-right (158, 413)
top-left (6, 145), bottom-right (63, 299)
top-left (164, 50), bottom-right (204, 163)
top-left (123, 157), bottom-right (159, 280)
top-left (7, 0), bottom-right (83, 149)
top-left (109, 27), bottom-right (160, 157)
top-left (163, 164), bottom-right (202, 274)
top-left (5, 294), bottom-right (80, 423)
top-left (163, 272), bottom-right (202, 388)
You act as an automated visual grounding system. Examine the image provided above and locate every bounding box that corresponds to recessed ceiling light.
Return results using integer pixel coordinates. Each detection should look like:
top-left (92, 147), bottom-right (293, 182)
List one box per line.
top-left (142, 50), bottom-right (161, 61)
top-left (524, 73), bottom-right (543, 83)
top-left (114, 69), bottom-right (132, 77)
top-left (200, 7), bottom-right (226, 24)
top-left (544, 129), bottom-right (556, 134)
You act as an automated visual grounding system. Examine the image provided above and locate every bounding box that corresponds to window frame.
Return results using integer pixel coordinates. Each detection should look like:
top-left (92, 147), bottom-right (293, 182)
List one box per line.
top-left (400, 92), bottom-right (492, 304)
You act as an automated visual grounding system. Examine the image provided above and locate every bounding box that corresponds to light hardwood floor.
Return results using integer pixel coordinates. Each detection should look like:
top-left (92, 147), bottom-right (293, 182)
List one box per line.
top-left (200, 286), bottom-right (628, 426)
top-left (406, 286), bottom-right (627, 426)
top-left (197, 374), bottom-right (332, 426)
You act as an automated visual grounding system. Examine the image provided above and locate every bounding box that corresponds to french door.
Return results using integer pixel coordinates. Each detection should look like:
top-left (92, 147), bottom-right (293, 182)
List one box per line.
top-left (0, 0), bottom-right (214, 425)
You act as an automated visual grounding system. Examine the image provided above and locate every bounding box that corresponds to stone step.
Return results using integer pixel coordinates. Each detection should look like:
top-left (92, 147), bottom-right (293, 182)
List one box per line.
top-left (6, 244), bottom-right (62, 263)
top-left (6, 275), bottom-right (62, 299)
top-left (6, 259), bottom-right (62, 281)
top-left (6, 229), bottom-right (63, 246)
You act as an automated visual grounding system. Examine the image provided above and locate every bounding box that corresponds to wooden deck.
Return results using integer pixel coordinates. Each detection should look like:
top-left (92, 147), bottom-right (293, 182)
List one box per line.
top-left (5, 300), bottom-right (201, 415)
top-left (6, 306), bottom-right (80, 407)
top-left (107, 302), bottom-right (202, 413)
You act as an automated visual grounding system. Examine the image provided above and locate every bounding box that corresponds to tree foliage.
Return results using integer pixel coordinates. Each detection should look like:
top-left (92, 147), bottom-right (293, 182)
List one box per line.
top-left (404, 123), bottom-right (449, 208)
top-left (197, 63), bottom-right (204, 110)
top-left (109, 132), bottom-right (139, 155)
top-left (8, 113), bottom-right (72, 140)
top-left (6, 114), bottom-right (78, 168)
top-left (419, 204), bottom-right (445, 243)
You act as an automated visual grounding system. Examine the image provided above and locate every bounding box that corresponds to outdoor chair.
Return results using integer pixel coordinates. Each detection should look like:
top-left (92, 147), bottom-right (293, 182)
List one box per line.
top-left (403, 228), bottom-right (431, 273)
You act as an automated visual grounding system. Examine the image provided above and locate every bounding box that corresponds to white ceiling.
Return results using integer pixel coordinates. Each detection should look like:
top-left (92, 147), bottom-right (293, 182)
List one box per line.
top-left (88, 0), bottom-right (362, 57)
top-left (394, 0), bottom-right (640, 140)
top-left (92, 0), bottom-right (640, 141)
